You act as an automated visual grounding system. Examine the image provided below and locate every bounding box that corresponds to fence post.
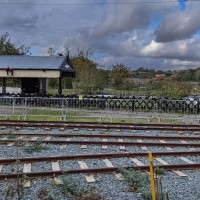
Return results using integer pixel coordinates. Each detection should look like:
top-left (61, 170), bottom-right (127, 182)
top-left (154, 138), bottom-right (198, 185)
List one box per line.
top-left (24, 98), bottom-right (27, 116)
top-left (197, 102), bottom-right (200, 114)
top-left (132, 99), bottom-right (135, 111)
top-left (12, 98), bottom-right (15, 115)
top-left (148, 152), bottom-right (156, 200)
top-left (155, 100), bottom-right (158, 113)
top-left (61, 98), bottom-right (64, 116)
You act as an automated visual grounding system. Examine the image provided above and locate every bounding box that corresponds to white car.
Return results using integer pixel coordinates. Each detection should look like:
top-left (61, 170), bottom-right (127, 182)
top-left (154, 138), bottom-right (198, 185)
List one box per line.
top-left (184, 96), bottom-right (200, 105)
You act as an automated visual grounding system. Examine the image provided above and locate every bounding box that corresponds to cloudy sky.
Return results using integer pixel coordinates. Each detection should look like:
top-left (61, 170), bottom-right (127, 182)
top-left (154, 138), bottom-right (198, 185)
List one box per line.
top-left (0, 0), bottom-right (200, 70)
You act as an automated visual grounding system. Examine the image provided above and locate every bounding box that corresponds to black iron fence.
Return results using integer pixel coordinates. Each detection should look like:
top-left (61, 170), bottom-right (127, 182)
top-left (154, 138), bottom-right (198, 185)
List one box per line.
top-left (0, 97), bottom-right (199, 116)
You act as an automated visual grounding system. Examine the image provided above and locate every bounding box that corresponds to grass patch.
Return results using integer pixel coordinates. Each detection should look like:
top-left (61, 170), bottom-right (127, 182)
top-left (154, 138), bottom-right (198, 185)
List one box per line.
top-left (160, 119), bottom-right (180, 124)
top-left (25, 116), bottom-right (61, 121)
top-left (0, 141), bottom-right (7, 145)
top-left (155, 167), bottom-right (166, 175)
top-left (37, 188), bottom-right (53, 200)
top-left (54, 175), bottom-right (102, 200)
top-left (119, 167), bottom-right (169, 200)
top-left (0, 116), bottom-right (7, 120)
top-left (24, 142), bottom-right (47, 154)
top-left (111, 118), bottom-right (148, 123)
top-left (6, 135), bottom-right (17, 139)
top-left (66, 117), bottom-right (101, 123)
top-left (4, 175), bottom-right (29, 200)
top-left (118, 168), bottom-right (169, 200)
top-left (119, 168), bottom-right (149, 192)
top-left (46, 88), bottom-right (73, 95)
top-left (25, 109), bottom-right (63, 116)
top-left (141, 190), bottom-right (153, 200)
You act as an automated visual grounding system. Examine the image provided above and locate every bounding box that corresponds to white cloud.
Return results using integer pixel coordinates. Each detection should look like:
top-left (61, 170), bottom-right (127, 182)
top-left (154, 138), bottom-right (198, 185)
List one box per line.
top-left (0, 0), bottom-right (200, 70)
top-left (141, 36), bottom-right (200, 61)
top-left (171, 59), bottom-right (200, 67)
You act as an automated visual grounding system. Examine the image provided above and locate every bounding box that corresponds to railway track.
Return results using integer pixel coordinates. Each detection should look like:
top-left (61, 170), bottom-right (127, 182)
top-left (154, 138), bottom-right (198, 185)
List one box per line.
top-left (1, 120), bottom-right (200, 131)
top-left (0, 130), bottom-right (199, 148)
top-left (0, 120), bottom-right (200, 199)
top-left (0, 151), bottom-right (200, 180)
top-left (0, 132), bottom-right (199, 141)
top-left (1, 164), bottom-right (200, 180)
top-left (0, 151), bottom-right (199, 164)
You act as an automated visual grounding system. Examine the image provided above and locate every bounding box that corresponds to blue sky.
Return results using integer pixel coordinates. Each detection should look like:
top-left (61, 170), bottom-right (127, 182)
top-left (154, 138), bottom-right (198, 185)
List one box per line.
top-left (0, 0), bottom-right (200, 70)
top-left (179, 0), bottom-right (187, 10)
top-left (149, 15), bottom-right (162, 30)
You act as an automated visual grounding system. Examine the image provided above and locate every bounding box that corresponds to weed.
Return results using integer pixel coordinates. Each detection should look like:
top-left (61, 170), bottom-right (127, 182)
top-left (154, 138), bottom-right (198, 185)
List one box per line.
top-left (7, 134), bottom-right (17, 139)
top-left (76, 186), bottom-right (102, 200)
top-left (141, 190), bottom-right (152, 200)
top-left (4, 175), bottom-right (29, 200)
top-left (155, 167), bottom-right (165, 175)
top-left (24, 142), bottom-right (47, 153)
top-left (17, 141), bottom-right (27, 147)
top-left (0, 141), bottom-right (7, 145)
top-left (51, 179), bottom-right (58, 188)
top-left (99, 131), bottom-right (107, 135)
top-left (119, 168), bottom-right (149, 191)
top-left (56, 175), bottom-right (102, 200)
top-left (37, 188), bottom-right (54, 200)
top-left (4, 184), bottom-right (15, 200)
top-left (60, 176), bottom-right (78, 197)
top-left (20, 174), bottom-right (30, 187)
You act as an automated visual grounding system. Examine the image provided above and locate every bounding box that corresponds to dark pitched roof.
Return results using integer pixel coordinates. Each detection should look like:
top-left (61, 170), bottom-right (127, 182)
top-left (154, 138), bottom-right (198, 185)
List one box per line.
top-left (0, 55), bottom-right (75, 71)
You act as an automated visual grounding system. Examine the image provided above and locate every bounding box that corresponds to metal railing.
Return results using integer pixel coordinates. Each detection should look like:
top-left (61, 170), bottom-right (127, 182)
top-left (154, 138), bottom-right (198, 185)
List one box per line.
top-left (0, 97), bottom-right (199, 120)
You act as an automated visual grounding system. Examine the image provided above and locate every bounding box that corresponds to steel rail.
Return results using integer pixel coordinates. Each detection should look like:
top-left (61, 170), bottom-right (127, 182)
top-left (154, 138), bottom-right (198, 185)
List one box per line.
top-left (0, 151), bottom-right (199, 165)
top-left (1, 139), bottom-right (200, 147)
top-left (0, 163), bottom-right (200, 179)
top-left (1, 120), bottom-right (200, 128)
top-left (0, 120), bottom-right (200, 131)
top-left (1, 124), bottom-right (200, 132)
top-left (0, 133), bottom-right (199, 141)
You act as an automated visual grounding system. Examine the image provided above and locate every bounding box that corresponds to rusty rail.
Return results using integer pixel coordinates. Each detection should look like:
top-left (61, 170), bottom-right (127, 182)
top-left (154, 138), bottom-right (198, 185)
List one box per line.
top-left (0, 132), bottom-right (199, 141)
top-left (1, 139), bottom-right (200, 147)
top-left (1, 120), bottom-right (200, 128)
top-left (0, 163), bottom-right (200, 179)
top-left (1, 120), bottom-right (200, 131)
top-left (0, 151), bottom-right (199, 165)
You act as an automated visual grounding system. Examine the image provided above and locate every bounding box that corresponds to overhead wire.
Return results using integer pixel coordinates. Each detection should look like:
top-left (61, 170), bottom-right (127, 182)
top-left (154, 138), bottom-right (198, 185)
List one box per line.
top-left (0, 0), bottom-right (199, 6)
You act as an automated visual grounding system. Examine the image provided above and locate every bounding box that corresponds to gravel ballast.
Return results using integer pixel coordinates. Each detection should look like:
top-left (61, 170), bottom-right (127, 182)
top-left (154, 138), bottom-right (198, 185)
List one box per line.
top-left (0, 126), bottom-right (199, 200)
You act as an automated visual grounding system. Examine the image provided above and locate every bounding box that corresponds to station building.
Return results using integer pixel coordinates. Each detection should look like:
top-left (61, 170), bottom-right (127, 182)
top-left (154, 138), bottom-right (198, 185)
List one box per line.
top-left (0, 55), bottom-right (75, 96)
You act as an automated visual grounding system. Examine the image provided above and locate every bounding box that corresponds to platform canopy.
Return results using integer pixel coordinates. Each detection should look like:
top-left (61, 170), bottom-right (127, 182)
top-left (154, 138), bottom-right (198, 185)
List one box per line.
top-left (0, 55), bottom-right (75, 78)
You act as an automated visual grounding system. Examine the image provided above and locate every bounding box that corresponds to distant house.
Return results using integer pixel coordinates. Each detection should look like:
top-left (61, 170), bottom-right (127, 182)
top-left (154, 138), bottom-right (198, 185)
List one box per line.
top-left (155, 73), bottom-right (166, 78)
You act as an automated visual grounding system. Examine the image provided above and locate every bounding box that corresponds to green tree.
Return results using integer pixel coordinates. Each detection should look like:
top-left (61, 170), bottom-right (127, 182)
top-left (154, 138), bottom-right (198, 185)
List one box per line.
top-left (71, 50), bottom-right (103, 95)
top-left (97, 69), bottom-right (110, 89)
top-left (175, 70), bottom-right (194, 81)
top-left (0, 32), bottom-right (30, 55)
top-left (135, 68), bottom-right (155, 79)
top-left (194, 68), bottom-right (200, 81)
top-left (147, 79), bottom-right (191, 99)
top-left (48, 78), bottom-right (58, 88)
top-left (0, 32), bottom-right (30, 87)
top-left (110, 64), bottom-right (131, 90)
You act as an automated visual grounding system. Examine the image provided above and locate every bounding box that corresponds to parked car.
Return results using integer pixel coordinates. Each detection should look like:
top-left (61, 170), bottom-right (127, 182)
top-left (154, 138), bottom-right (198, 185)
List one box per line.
top-left (132, 95), bottom-right (149, 99)
top-left (96, 94), bottom-right (115, 98)
top-left (183, 95), bottom-right (200, 105)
